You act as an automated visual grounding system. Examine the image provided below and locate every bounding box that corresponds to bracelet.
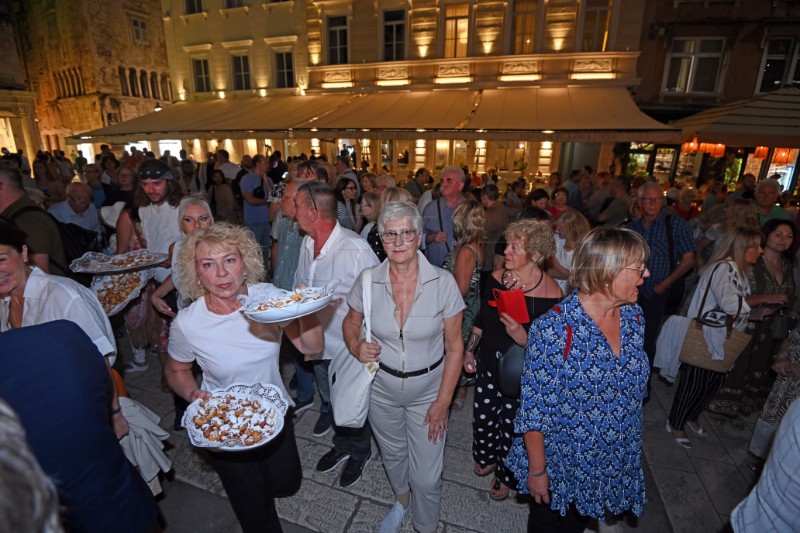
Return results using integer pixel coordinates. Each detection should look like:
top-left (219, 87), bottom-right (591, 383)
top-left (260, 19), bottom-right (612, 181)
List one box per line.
top-left (110, 407), bottom-right (122, 416)
top-left (528, 468), bottom-right (547, 478)
top-left (466, 331), bottom-right (482, 353)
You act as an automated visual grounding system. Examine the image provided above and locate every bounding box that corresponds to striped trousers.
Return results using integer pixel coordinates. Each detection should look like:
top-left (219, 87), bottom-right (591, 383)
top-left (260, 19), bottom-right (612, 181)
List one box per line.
top-left (668, 363), bottom-right (726, 431)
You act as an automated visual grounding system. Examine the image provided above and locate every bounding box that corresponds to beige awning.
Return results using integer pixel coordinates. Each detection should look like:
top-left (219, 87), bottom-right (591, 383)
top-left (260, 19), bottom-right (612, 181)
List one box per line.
top-left (68, 86), bottom-right (678, 143)
top-left (67, 94), bottom-right (356, 143)
top-left (671, 88), bottom-right (800, 147)
top-left (463, 87), bottom-right (680, 142)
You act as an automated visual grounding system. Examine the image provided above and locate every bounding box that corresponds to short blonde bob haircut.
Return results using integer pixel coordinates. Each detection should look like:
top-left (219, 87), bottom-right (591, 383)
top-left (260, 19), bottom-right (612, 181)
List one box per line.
top-left (453, 199), bottom-right (486, 247)
top-left (503, 219), bottom-right (556, 262)
top-left (175, 222), bottom-right (265, 301)
top-left (570, 227), bottom-right (650, 295)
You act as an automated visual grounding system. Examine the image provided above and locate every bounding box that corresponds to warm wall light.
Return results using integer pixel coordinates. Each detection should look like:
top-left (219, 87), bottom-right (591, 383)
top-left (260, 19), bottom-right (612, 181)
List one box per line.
top-left (218, 90), bottom-right (226, 99)
top-left (259, 88), bottom-right (267, 97)
top-left (753, 146), bottom-right (769, 159)
top-left (434, 76), bottom-right (472, 84)
top-left (376, 79), bottom-right (410, 87)
top-left (498, 74), bottom-right (542, 82)
top-left (774, 148), bottom-right (795, 165)
top-left (541, 130), bottom-right (554, 135)
top-left (321, 82), bottom-right (354, 89)
top-left (569, 72), bottom-right (616, 80)
top-left (682, 135), bottom-right (699, 153)
top-left (154, 102), bottom-right (162, 112)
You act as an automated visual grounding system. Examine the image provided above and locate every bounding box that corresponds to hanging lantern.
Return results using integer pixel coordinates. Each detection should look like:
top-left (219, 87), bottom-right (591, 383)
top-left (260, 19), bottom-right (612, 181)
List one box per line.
top-left (753, 146), bottom-right (769, 159)
top-left (773, 148), bottom-right (794, 166)
top-left (711, 143), bottom-right (726, 157)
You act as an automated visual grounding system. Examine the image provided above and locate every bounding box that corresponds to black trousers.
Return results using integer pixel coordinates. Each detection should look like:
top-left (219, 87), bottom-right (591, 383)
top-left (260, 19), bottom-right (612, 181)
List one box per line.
top-left (207, 416), bottom-right (302, 533)
top-left (668, 363), bottom-right (726, 431)
top-left (638, 291), bottom-right (668, 366)
top-left (528, 500), bottom-right (588, 533)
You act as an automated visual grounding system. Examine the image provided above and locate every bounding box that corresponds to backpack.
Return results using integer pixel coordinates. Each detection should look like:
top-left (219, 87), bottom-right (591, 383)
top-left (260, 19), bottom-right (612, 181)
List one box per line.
top-left (10, 205), bottom-right (97, 284)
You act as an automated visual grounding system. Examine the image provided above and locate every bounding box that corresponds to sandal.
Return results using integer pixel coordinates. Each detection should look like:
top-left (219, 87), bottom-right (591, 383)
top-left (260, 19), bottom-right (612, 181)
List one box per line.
top-left (474, 463), bottom-right (495, 477)
top-left (665, 420), bottom-right (692, 449)
top-left (489, 477), bottom-right (510, 501)
top-left (686, 421), bottom-right (706, 437)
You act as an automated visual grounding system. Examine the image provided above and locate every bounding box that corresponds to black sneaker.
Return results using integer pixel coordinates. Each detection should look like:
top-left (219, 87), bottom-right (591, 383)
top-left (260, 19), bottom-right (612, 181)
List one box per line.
top-left (291, 397), bottom-right (314, 416)
top-left (339, 450), bottom-right (372, 488)
top-left (312, 411), bottom-right (332, 437)
top-left (316, 448), bottom-right (350, 473)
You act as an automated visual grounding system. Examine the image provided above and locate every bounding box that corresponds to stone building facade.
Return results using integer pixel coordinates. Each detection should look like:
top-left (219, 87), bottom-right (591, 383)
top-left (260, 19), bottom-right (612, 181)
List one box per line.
top-left (12, 0), bottom-right (171, 154)
top-left (0, 3), bottom-right (39, 157)
top-left (157, 0), bottom-right (659, 181)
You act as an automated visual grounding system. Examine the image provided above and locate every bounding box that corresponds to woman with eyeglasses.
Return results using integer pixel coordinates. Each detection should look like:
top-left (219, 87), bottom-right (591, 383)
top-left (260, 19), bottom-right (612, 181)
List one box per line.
top-left (366, 187), bottom-right (413, 263)
top-left (343, 202), bottom-right (465, 533)
top-left (335, 177), bottom-right (360, 233)
top-left (505, 227), bottom-right (650, 532)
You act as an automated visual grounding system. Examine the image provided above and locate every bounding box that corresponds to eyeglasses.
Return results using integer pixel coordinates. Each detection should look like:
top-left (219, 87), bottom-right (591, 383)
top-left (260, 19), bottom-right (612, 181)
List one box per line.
top-left (375, 184), bottom-right (388, 191)
top-left (344, 185), bottom-right (356, 191)
top-left (380, 228), bottom-right (418, 244)
top-left (624, 265), bottom-right (647, 277)
top-left (641, 197), bottom-right (663, 204)
top-left (68, 195), bottom-right (91, 204)
top-left (306, 187), bottom-right (318, 211)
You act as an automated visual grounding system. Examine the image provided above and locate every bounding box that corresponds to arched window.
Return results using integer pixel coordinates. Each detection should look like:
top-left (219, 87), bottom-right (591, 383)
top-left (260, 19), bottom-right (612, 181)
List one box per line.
top-left (54, 72), bottom-right (63, 98)
top-left (160, 74), bottom-right (169, 102)
top-left (75, 68), bottom-right (85, 95)
top-left (150, 72), bottom-right (160, 100)
top-left (119, 67), bottom-right (129, 96)
top-left (129, 68), bottom-right (139, 97)
top-left (140, 70), bottom-right (149, 98)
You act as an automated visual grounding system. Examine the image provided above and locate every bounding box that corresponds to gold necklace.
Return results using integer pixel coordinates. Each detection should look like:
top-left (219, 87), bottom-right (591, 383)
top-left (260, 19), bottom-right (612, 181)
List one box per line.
top-left (206, 297), bottom-right (237, 315)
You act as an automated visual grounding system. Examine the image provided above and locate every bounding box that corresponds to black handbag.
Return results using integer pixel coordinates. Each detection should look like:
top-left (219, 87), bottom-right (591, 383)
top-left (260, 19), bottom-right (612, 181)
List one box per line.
top-left (497, 343), bottom-right (525, 398)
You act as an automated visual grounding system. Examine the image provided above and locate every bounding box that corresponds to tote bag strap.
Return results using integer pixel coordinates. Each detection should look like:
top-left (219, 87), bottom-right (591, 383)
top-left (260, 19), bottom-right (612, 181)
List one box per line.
top-left (696, 262), bottom-right (743, 336)
top-left (363, 268), bottom-right (372, 343)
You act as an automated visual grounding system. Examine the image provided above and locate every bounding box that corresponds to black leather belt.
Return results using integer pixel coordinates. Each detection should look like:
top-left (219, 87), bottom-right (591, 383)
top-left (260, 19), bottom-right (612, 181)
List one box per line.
top-left (379, 357), bottom-right (443, 379)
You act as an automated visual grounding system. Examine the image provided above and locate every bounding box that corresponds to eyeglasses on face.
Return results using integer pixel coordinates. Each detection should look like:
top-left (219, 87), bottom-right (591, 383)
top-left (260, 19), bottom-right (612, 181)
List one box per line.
top-left (624, 265), bottom-right (647, 277)
top-left (344, 185), bottom-right (356, 191)
top-left (375, 184), bottom-right (388, 191)
top-left (380, 228), bottom-right (418, 244)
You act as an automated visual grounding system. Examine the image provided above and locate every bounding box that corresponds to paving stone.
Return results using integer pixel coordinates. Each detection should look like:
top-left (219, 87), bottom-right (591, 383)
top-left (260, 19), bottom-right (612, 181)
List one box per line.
top-left (649, 465), bottom-right (723, 532)
top-left (683, 415), bottom-right (733, 463)
top-left (348, 500), bottom-right (443, 533)
top-left (641, 419), bottom-right (695, 473)
top-left (439, 479), bottom-right (528, 531)
top-left (275, 478), bottom-right (359, 533)
top-left (689, 457), bottom-right (750, 516)
top-left (443, 445), bottom-right (493, 492)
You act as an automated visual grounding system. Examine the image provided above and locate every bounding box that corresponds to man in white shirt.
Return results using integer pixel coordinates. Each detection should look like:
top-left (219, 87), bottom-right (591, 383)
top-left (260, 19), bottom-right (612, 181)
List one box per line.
top-left (215, 149), bottom-right (240, 183)
top-left (293, 182), bottom-right (378, 488)
top-left (48, 182), bottom-right (102, 237)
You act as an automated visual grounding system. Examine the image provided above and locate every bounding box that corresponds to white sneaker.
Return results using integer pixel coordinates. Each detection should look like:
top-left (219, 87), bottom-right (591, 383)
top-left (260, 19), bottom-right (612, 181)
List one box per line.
top-left (378, 501), bottom-right (410, 533)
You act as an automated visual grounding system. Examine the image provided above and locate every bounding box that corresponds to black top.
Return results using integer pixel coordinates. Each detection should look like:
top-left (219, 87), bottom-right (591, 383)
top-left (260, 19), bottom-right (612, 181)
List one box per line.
top-left (474, 274), bottom-right (561, 373)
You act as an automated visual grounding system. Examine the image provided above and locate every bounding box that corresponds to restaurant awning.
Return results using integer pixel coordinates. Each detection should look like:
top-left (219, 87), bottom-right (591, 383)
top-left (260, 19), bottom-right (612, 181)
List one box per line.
top-left (68, 86), bottom-right (679, 144)
top-left (67, 94), bottom-right (357, 143)
top-left (670, 87), bottom-right (800, 147)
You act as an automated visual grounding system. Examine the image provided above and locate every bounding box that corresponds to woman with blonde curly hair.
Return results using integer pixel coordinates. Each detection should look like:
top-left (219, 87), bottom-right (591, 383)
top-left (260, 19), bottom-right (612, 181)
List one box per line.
top-left (442, 199), bottom-right (486, 411)
top-left (465, 219), bottom-right (562, 501)
top-left (166, 222), bottom-right (323, 533)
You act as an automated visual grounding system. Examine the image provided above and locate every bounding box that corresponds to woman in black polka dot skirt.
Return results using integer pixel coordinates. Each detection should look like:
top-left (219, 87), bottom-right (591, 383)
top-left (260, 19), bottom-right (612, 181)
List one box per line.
top-left (464, 220), bottom-right (562, 500)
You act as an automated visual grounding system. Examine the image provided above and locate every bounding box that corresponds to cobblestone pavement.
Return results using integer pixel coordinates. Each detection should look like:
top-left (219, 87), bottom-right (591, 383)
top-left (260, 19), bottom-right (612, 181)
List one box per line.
top-left (121, 347), bottom-right (757, 533)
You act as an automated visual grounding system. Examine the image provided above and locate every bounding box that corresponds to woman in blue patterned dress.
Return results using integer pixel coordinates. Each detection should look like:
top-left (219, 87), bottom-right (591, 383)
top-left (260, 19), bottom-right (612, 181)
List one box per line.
top-left (506, 227), bottom-right (651, 532)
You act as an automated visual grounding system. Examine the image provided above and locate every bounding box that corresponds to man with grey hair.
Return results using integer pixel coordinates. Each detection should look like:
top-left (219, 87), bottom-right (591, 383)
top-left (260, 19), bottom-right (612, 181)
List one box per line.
top-left (754, 178), bottom-right (790, 225)
top-left (293, 182), bottom-right (378, 488)
top-left (422, 166), bottom-right (464, 267)
top-left (627, 181), bottom-right (695, 365)
top-left (48, 182), bottom-right (102, 237)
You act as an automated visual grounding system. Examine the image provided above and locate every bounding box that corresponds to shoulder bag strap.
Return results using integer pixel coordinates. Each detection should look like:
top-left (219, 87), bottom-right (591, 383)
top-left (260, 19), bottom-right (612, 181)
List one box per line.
top-left (697, 262), bottom-right (743, 331)
top-left (665, 215), bottom-right (677, 269)
top-left (363, 268), bottom-right (372, 343)
top-left (436, 199), bottom-right (451, 253)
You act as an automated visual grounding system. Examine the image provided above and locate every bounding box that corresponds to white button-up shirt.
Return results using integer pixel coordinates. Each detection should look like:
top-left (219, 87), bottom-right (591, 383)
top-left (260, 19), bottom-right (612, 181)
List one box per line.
top-left (294, 222), bottom-right (379, 360)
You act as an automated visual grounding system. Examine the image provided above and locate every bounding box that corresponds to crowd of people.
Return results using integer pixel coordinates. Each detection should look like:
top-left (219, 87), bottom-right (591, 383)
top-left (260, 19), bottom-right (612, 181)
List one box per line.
top-left (1, 144), bottom-right (799, 533)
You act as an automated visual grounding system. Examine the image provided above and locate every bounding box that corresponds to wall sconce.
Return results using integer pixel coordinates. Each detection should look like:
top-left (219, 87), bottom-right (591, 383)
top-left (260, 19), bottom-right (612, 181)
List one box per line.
top-left (218, 90), bottom-right (226, 99)
top-left (154, 102), bottom-right (162, 112)
top-left (259, 88), bottom-right (267, 97)
top-left (753, 146), bottom-right (768, 159)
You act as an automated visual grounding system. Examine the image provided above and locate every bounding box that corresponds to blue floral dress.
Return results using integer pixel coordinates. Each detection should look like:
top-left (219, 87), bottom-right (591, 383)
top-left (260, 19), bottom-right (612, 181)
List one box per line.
top-left (505, 291), bottom-right (649, 519)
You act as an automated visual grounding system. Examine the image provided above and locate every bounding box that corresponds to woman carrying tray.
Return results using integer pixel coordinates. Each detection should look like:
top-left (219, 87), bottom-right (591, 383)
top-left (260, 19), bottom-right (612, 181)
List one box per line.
top-left (166, 222), bottom-right (322, 533)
